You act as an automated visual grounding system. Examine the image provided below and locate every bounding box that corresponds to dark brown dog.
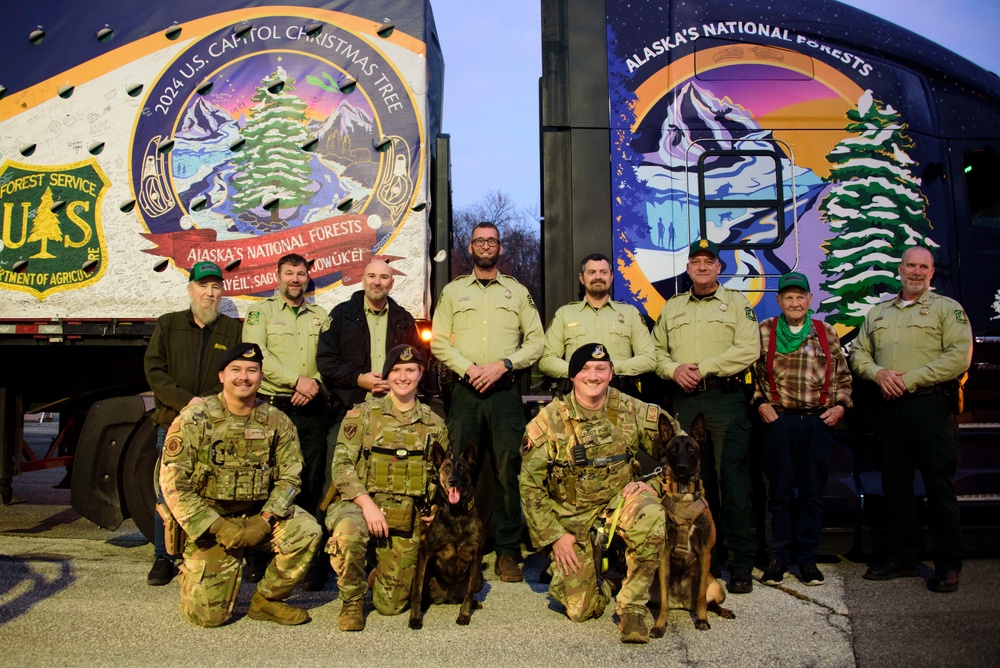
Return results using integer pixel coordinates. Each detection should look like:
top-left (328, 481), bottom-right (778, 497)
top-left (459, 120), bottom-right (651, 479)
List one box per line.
top-left (408, 441), bottom-right (485, 629)
top-left (652, 413), bottom-right (734, 634)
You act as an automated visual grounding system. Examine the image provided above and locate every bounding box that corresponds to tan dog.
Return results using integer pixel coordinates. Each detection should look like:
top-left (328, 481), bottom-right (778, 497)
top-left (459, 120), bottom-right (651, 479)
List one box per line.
top-left (652, 413), bottom-right (734, 634)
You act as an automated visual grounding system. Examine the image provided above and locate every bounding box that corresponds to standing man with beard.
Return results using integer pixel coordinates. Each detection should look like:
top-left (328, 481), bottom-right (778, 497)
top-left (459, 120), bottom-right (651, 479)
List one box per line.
top-left (539, 253), bottom-right (656, 397)
top-left (144, 261), bottom-right (241, 586)
top-left (243, 253), bottom-right (327, 582)
top-left (651, 239), bottom-right (760, 594)
top-left (852, 245), bottom-right (972, 593)
top-left (431, 222), bottom-right (544, 582)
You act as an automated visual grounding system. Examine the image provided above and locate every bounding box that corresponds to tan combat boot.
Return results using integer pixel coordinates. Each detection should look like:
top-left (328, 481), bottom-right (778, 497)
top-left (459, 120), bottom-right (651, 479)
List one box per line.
top-left (247, 591), bottom-right (310, 625)
top-left (619, 611), bottom-right (650, 643)
top-left (338, 598), bottom-right (366, 631)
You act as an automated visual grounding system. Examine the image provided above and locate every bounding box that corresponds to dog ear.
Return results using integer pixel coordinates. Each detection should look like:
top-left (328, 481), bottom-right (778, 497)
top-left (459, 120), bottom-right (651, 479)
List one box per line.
top-left (462, 440), bottom-right (477, 468)
top-left (431, 441), bottom-right (447, 468)
top-left (658, 412), bottom-right (676, 444)
top-left (690, 413), bottom-right (708, 444)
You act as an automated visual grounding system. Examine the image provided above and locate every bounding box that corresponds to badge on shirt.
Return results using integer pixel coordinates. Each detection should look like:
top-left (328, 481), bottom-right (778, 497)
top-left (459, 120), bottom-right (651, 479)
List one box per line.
top-left (163, 435), bottom-right (183, 458)
top-left (313, 316), bottom-right (322, 327)
top-left (246, 311), bottom-right (260, 326)
top-left (645, 405), bottom-right (659, 423)
top-left (745, 306), bottom-right (756, 321)
top-left (920, 307), bottom-right (929, 316)
top-left (567, 322), bottom-right (579, 328)
top-left (244, 427), bottom-right (267, 440)
top-left (618, 313), bottom-right (625, 323)
top-left (955, 310), bottom-right (968, 324)
top-left (505, 289), bottom-right (512, 299)
top-left (321, 317), bottom-right (332, 332)
top-left (719, 303), bottom-right (727, 312)
top-left (344, 424), bottom-right (358, 440)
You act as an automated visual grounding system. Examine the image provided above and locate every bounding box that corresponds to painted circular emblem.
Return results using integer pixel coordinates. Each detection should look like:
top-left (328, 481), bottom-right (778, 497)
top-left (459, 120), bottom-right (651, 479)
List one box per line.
top-left (130, 17), bottom-right (423, 296)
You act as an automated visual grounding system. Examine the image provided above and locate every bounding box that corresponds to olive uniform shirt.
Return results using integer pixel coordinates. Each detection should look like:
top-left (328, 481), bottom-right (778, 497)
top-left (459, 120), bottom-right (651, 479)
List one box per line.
top-left (159, 394), bottom-right (303, 540)
top-left (539, 299), bottom-right (656, 378)
top-left (430, 272), bottom-right (544, 375)
top-left (243, 295), bottom-right (325, 396)
top-left (652, 284), bottom-right (761, 379)
top-left (850, 290), bottom-right (972, 389)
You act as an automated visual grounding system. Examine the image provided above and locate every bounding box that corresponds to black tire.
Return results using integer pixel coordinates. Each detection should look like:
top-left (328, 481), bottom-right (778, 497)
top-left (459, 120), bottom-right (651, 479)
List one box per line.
top-left (121, 416), bottom-right (157, 543)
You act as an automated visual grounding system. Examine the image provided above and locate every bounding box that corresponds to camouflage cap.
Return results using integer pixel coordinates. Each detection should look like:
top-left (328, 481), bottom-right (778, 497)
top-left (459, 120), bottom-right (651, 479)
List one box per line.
top-left (778, 271), bottom-right (810, 293)
top-left (568, 342), bottom-right (613, 378)
top-left (217, 342), bottom-right (263, 371)
top-left (189, 261), bottom-right (223, 282)
top-left (383, 344), bottom-right (425, 377)
top-left (688, 238), bottom-right (719, 259)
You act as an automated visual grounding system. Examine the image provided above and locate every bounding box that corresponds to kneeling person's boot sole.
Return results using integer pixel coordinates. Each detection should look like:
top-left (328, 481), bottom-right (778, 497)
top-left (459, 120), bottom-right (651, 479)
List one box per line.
top-left (248, 591), bottom-right (310, 625)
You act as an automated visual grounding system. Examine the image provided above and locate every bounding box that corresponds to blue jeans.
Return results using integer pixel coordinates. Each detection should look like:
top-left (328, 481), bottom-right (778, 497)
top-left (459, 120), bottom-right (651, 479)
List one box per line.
top-left (760, 413), bottom-right (834, 565)
top-left (152, 426), bottom-right (171, 561)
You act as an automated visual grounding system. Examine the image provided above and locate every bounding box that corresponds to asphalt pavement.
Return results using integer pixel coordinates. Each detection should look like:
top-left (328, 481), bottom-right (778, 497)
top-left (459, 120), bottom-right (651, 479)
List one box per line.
top-left (1, 422), bottom-right (998, 668)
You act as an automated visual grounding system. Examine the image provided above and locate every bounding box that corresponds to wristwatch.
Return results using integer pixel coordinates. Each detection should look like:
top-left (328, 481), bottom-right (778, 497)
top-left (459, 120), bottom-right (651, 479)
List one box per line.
top-left (503, 358), bottom-right (513, 372)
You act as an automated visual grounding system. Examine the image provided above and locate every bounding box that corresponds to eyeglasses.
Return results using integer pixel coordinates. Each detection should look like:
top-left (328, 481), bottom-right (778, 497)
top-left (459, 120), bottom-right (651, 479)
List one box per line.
top-left (471, 238), bottom-right (499, 248)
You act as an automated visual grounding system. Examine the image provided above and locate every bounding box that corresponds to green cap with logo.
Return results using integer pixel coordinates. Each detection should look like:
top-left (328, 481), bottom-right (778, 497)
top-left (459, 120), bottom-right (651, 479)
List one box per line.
top-left (189, 261), bottom-right (223, 282)
top-left (778, 271), bottom-right (810, 293)
top-left (688, 238), bottom-right (719, 258)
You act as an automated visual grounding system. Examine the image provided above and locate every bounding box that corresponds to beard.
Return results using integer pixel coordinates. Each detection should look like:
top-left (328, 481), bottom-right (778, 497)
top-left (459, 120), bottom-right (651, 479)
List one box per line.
top-left (190, 300), bottom-right (219, 326)
top-left (586, 282), bottom-right (609, 299)
top-left (473, 253), bottom-right (499, 269)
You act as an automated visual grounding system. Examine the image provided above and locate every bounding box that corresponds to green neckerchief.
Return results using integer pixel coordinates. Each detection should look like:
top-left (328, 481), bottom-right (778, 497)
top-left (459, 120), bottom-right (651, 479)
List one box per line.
top-left (775, 310), bottom-right (814, 354)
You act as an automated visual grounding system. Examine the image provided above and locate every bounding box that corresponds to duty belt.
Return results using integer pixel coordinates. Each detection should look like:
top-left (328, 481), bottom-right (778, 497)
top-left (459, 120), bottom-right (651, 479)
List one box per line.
top-left (691, 375), bottom-right (740, 393)
top-left (776, 406), bottom-right (825, 416)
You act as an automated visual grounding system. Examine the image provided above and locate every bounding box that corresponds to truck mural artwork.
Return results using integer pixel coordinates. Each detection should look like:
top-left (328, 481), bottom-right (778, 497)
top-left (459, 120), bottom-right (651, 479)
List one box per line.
top-left (0, 0), bottom-right (445, 537)
top-left (543, 0), bottom-right (999, 549)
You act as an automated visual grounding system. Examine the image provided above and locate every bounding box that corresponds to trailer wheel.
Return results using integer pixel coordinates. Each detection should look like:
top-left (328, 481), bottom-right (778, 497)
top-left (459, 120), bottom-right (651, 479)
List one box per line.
top-left (121, 416), bottom-right (157, 543)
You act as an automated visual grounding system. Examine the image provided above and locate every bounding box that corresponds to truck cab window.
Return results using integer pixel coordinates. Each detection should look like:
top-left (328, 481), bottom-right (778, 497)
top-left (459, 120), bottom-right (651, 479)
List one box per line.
top-left (962, 148), bottom-right (1000, 231)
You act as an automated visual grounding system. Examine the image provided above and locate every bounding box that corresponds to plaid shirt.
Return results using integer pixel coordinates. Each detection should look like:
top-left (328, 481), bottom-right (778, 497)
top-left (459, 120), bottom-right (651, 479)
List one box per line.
top-left (753, 318), bottom-right (853, 410)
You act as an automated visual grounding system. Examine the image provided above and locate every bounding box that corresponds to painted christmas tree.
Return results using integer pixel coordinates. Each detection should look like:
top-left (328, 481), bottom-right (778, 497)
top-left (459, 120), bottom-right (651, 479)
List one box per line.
top-left (818, 89), bottom-right (936, 327)
top-left (28, 187), bottom-right (63, 259)
top-left (231, 66), bottom-right (314, 228)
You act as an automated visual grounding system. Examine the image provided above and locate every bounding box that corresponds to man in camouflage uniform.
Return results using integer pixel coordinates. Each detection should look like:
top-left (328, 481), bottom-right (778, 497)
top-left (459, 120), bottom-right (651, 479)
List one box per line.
top-left (325, 344), bottom-right (448, 631)
top-left (520, 343), bottom-right (682, 644)
top-left (160, 343), bottom-right (321, 627)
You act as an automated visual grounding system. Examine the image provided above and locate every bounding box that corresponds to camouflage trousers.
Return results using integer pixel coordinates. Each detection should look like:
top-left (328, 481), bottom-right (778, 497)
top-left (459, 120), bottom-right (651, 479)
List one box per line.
top-left (549, 490), bottom-right (665, 622)
top-left (177, 505), bottom-right (320, 627)
top-left (325, 500), bottom-right (419, 615)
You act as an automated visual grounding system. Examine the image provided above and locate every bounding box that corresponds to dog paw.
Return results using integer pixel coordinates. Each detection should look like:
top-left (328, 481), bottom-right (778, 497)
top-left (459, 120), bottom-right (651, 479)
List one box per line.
top-left (408, 618), bottom-right (423, 630)
top-left (695, 619), bottom-right (711, 631)
top-left (718, 607), bottom-right (736, 620)
top-left (650, 625), bottom-right (666, 638)
top-left (456, 614), bottom-right (471, 625)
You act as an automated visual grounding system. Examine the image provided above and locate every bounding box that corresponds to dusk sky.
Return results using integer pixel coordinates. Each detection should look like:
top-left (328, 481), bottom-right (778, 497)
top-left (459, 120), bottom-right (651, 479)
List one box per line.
top-left (429, 0), bottom-right (1000, 210)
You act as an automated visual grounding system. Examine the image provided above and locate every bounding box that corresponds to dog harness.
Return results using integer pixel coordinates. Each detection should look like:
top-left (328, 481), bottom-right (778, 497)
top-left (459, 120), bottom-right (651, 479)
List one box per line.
top-left (661, 478), bottom-right (709, 556)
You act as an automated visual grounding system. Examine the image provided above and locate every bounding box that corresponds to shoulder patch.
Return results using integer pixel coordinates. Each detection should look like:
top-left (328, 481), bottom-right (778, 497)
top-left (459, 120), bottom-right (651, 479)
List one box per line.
top-left (955, 310), bottom-right (968, 324)
top-left (321, 316), bottom-right (332, 332)
top-left (343, 424), bottom-right (358, 440)
top-left (644, 404), bottom-right (659, 425)
top-left (346, 408), bottom-right (361, 419)
top-left (745, 306), bottom-right (756, 321)
top-left (526, 420), bottom-right (545, 442)
top-left (527, 293), bottom-right (537, 310)
top-left (162, 433), bottom-right (183, 458)
top-left (246, 311), bottom-right (260, 326)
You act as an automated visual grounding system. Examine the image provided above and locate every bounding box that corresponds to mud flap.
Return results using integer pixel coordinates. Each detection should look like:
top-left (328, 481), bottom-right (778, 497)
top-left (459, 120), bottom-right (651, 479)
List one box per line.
top-left (70, 396), bottom-right (149, 531)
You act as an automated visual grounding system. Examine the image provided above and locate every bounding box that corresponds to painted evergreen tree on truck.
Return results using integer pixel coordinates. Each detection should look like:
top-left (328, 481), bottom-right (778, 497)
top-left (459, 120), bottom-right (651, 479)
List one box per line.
top-left (818, 89), bottom-right (936, 328)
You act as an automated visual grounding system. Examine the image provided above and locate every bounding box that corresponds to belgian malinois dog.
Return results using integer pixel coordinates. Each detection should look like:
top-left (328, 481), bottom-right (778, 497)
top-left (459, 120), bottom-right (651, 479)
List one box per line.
top-left (652, 413), bottom-right (735, 633)
top-left (409, 442), bottom-right (485, 629)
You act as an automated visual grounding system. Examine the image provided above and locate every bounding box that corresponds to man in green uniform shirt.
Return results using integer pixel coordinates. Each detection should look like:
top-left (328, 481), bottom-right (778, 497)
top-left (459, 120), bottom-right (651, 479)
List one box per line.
top-left (652, 239), bottom-right (760, 593)
top-left (521, 343), bottom-right (680, 643)
top-left (159, 343), bottom-right (320, 627)
top-left (243, 253), bottom-right (327, 582)
top-left (539, 253), bottom-right (656, 397)
top-left (851, 245), bottom-right (972, 593)
top-left (431, 221), bottom-right (544, 582)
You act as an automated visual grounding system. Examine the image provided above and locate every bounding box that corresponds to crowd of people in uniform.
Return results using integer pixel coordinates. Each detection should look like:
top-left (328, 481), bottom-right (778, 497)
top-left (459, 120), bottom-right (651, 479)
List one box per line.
top-left (144, 220), bottom-right (972, 642)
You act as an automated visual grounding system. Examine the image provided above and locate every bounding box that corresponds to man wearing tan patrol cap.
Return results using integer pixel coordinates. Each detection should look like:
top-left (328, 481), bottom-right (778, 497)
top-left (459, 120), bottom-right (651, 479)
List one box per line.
top-left (143, 260), bottom-right (241, 586)
top-left (651, 238), bottom-right (760, 594)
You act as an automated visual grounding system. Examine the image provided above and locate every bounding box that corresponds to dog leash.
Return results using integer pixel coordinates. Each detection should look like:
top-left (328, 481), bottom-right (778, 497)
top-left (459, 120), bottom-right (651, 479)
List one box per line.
top-left (605, 496), bottom-right (625, 549)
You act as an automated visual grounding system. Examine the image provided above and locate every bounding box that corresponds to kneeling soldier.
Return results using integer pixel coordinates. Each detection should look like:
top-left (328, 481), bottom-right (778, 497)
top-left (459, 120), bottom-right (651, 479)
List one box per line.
top-left (159, 343), bottom-right (321, 627)
top-left (325, 344), bottom-right (449, 631)
top-left (520, 343), bottom-right (681, 643)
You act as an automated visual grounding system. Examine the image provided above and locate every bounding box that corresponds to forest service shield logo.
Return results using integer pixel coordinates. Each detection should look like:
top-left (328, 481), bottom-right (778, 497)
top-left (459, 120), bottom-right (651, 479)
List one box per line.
top-left (0, 159), bottom-right (109, 299)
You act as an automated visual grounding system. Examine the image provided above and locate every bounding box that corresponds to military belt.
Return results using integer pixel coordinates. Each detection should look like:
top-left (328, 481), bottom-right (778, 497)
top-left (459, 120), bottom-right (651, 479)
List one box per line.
top-left (587, 453), bottom-right (630, 468)
top-left (370, 445), bottom-right (421, 459)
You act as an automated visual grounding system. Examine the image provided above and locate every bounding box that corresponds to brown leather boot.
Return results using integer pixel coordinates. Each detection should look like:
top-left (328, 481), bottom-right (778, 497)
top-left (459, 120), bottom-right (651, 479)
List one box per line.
top-left (338, 598), bottom-right (365, 631)
top-left (247, 591), bottom-right (310, 625)
top-left (494, 555), bottom-right (523, 582)
top-left (619, 611), bottom-right (649, 643)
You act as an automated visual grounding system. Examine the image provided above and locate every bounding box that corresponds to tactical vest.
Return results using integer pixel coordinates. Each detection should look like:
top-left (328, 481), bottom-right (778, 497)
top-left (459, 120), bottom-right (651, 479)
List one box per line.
top-left (191, 395), bottom-right (280, 502)
top-left (357, 404), bottom-right (436, 499)
top-left (548, 395), bottom-right (634, 507)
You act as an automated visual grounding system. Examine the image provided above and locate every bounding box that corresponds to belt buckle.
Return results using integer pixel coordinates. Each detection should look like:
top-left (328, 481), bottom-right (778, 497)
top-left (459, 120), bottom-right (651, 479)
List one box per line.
top-left (697, 377), bottom-right (708, 392)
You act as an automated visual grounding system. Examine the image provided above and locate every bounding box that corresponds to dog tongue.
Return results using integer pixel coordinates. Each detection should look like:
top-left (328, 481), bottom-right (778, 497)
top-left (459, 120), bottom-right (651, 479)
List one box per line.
top-left (448, 487), bottom-right (460, 505)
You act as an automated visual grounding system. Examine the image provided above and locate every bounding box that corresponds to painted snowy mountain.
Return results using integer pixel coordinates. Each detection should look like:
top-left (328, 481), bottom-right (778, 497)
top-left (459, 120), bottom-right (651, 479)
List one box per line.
top-left (312, 100), bottom-right (374, 138)
top-left (177, 98), bottom-right (234, 141)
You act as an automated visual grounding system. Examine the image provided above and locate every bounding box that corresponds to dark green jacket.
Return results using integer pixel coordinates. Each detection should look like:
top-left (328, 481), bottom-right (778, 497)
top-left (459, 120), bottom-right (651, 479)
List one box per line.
top-left (144, 309), bottom-right (242, 428)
